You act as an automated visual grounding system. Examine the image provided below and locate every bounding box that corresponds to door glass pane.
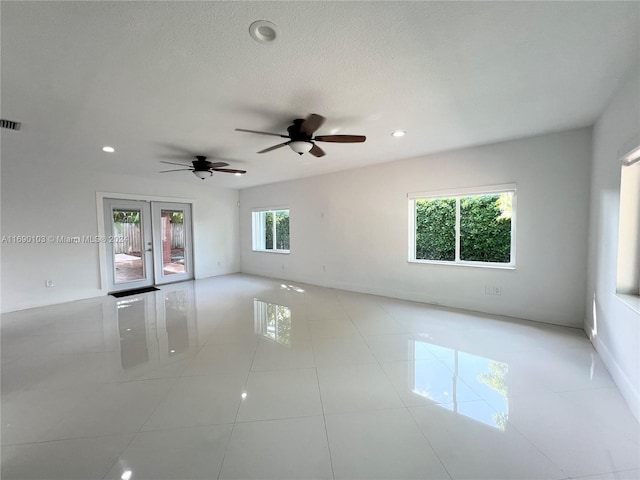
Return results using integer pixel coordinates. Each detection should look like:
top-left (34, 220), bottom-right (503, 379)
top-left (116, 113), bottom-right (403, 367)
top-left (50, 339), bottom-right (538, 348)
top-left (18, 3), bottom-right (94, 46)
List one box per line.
top-left (161, 210), bottom-right (185, 276)
top-left (112, 209), bottom-right (145, 283)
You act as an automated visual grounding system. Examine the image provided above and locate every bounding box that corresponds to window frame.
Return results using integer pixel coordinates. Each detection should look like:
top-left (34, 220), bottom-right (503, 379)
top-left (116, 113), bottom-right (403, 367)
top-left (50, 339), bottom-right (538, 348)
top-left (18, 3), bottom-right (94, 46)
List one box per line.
top-left (616, 142), bottom-right (640, 299)
top-left (251, 207), bottom-right (290, 254)
top-left (408, 183), bottom-right (517, 269)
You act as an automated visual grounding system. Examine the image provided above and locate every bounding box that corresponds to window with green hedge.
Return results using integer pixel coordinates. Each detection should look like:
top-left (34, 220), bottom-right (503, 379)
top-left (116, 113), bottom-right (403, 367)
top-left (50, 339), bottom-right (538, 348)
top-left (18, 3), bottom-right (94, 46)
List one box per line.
top-left (409, 185), bottom-right (516, 267)
top-left (252, 208), bottom-right (290, 253)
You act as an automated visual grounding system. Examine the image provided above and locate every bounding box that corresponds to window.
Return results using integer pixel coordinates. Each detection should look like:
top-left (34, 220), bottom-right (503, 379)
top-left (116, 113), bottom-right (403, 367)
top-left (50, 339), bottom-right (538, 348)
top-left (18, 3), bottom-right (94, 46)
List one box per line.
top-left (616, 144), bottom-right (640, 296)
top-left (252, 208), bottom-right (290, 253)
top-left (409, 184), bottom-right (516, 267)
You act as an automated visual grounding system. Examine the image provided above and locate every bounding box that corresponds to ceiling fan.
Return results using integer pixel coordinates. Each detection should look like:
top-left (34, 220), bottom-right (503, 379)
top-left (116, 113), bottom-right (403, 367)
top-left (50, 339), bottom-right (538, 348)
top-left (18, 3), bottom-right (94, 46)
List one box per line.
top-left (235, 113), bottom-right (366, 157)
top-left (159, 155), bottom-right (246, 180)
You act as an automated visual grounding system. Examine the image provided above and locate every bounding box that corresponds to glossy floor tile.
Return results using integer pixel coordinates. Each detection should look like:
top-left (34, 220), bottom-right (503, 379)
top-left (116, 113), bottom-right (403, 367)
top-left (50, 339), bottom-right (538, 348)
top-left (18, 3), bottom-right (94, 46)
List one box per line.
top-left (317, 363), bottom-right (404, 414)
top-left (325, 408), bottom-right (450, 479)
top-left (235, 368), bottom-right (323, 422)
top-left (104, 425), bottom-right (233, 480)
top-left (409, 401), bottom-right (565, 479)
top-left (219, 415), bottom-right (333, 479)
top-left (141, 374), bottom-right (245, 431)
top-left (1, 274), bottom-right (639, 480)
top-left (1, 434), bottom-right (134, 480)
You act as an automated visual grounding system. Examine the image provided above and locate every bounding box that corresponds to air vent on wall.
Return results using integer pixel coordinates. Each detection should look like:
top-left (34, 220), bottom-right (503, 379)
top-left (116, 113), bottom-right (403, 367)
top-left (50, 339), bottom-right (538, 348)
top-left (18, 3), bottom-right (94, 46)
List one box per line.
top-left (0, 119), bottom-right (21, 131)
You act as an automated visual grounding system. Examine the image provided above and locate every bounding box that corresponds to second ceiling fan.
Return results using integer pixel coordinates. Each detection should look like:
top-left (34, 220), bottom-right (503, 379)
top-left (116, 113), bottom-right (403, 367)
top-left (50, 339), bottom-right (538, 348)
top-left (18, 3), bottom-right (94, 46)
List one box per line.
top-left (235, 113), bottom-right (366, 157)
top-left (159, 155), bottom-right (246, 179)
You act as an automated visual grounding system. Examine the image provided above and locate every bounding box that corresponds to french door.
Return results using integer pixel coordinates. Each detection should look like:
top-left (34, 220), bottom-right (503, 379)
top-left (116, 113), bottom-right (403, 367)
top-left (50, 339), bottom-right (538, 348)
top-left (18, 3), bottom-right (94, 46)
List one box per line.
top-left (104, 199), bottom-right (193, 293)
top-left (151, 202), bottom-right (193, 285)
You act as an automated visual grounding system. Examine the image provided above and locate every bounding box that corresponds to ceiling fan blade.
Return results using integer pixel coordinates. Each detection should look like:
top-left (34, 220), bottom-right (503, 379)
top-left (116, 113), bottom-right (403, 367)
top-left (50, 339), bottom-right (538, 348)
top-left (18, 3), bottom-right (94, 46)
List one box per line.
top-left (258, 141), bottom-right (290, 154)
top-left (160, 161), bottom-right (192, 167)
top-left (300, 114), bottom-right (325, 136)
top-left (314, 135), bottom-right (366, 143)
top-left (235, 128), bottom-right (289, 138)
top-left (309, 144), bottom-right (326, 157)
top-left (203, 161), bottom-right (229, 169)
top-left (212, 168), bottom-right (247, 174)
top-left (159, 169), bottom-right (193, 173)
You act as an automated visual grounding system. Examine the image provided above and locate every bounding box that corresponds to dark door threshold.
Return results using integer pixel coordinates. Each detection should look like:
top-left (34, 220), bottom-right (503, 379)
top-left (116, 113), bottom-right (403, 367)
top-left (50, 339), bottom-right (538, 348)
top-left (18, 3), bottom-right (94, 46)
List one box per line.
top-left (110, 286), bottom-right (159, 298)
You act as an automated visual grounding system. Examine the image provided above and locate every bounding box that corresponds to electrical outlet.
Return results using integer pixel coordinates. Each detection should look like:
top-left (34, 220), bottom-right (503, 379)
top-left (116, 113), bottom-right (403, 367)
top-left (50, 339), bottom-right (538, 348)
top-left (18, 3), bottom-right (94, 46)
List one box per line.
top-left (493, 286), bottom-right (502, 295)
top-left (322, 265), bottom-right (326, 271)
top-left (45, 280), bottom-right (54, 288)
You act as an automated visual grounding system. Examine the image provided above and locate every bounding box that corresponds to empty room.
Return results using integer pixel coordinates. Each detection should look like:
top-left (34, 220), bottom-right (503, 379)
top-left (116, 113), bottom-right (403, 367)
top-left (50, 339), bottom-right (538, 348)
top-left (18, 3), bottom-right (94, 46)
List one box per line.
top-left (1, 1), bottom-right (639, 479)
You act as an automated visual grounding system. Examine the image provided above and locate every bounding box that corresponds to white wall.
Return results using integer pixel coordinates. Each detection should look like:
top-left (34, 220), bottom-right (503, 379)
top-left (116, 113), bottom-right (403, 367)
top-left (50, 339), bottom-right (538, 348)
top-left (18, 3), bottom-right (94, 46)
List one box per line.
top-left (586, 65), bottom-right (640, 421)
top-left (240, 127), bottom-right (592, 327)
top-left (1, 164), bottom-right (240, 313)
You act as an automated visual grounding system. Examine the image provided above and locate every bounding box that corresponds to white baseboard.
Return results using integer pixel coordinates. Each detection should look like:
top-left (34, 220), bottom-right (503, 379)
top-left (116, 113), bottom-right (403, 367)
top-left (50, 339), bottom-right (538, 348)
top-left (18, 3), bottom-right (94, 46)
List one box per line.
top-left (591, 333), bottom-right (640, 422)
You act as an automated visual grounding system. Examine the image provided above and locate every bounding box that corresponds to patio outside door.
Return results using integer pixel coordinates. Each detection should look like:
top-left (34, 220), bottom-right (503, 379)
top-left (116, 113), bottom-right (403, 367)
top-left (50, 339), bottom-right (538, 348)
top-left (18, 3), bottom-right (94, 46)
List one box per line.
top-left (104, 199), bottom-right (193, 293)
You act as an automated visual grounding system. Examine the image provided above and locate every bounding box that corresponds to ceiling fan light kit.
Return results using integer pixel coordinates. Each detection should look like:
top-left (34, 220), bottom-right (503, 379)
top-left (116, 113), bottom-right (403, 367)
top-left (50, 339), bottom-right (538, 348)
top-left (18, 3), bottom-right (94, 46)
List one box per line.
top-left (193, 170), bottom-right (211, 180)
top-left (288, 141), bottom-right (313, 155)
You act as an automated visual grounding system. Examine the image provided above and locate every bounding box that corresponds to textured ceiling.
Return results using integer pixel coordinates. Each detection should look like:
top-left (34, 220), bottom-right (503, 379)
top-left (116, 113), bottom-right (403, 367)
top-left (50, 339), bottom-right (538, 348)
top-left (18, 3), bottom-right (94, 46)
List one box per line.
top-left (2, 1), bottom-right (639, 188)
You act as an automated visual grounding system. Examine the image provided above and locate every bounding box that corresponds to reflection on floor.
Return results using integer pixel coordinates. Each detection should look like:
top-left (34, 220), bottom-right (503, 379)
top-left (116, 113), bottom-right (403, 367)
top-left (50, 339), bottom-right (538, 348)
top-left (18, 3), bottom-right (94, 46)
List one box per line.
top-left (1, 274), bottom-right (638, 480)
top-left (411, 341), bottom-right (509, 430)
top-left (254, 299), bottom-right (292, 346)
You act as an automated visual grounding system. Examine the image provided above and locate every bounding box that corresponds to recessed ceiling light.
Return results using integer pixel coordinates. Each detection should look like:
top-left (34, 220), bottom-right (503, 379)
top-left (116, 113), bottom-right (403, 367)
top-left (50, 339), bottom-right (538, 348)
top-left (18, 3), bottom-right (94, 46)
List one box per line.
top-left (102, 146), bottom-right (115, 153)
top-left (249, 20), bottom-right (277, 44)
top-left (391, 130), bottom-right (406, 137)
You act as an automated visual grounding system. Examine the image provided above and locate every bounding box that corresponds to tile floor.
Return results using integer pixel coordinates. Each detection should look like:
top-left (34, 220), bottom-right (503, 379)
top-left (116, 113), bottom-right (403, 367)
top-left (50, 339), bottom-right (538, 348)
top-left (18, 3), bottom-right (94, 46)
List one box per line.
top-left (1, 274), bottom-right (638, 480)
